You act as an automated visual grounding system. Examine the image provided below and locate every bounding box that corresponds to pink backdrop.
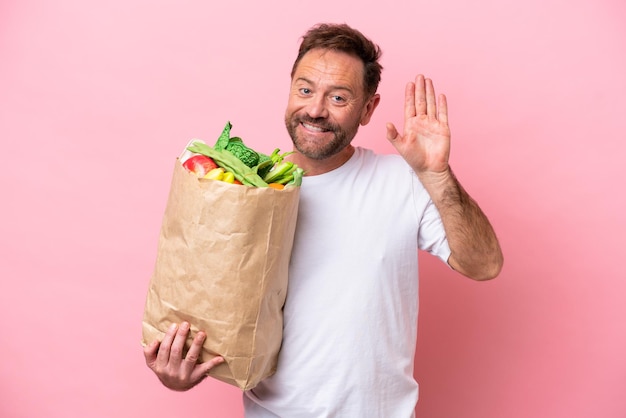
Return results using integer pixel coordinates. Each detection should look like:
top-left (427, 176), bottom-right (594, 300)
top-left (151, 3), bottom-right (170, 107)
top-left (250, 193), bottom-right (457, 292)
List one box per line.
top-left (1, 0), bottom-right (625, 417)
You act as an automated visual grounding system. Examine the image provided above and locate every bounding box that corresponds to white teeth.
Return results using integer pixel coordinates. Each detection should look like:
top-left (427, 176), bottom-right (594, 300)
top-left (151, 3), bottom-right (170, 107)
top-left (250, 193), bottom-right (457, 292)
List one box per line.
top-left (302, 123), bottom-right (325, 132)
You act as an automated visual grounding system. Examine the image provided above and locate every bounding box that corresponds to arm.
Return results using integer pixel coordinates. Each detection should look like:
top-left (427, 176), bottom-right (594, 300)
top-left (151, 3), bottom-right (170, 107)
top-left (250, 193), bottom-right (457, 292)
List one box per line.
top-left (386, 75), bottom-right (503, 280)
top-left (143, 321), bottom-right (224, 391)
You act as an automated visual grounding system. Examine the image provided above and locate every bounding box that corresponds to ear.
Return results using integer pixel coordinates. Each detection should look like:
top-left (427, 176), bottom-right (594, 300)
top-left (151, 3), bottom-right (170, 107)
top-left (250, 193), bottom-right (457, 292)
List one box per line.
top-left (359, 94), bottom-right (381, 126)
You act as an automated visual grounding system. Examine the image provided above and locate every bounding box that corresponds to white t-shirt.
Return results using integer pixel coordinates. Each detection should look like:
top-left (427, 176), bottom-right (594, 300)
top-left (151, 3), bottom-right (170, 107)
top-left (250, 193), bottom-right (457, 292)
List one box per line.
top-left (244, 147), bottom-right (451, 417)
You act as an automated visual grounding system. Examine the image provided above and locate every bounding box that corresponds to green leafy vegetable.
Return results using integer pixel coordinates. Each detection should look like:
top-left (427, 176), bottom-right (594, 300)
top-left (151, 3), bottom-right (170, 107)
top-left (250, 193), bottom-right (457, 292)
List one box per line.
top-left (213, 121), bottom-right (232, 151)
top-left (225, 137), bottom-right (260, 168)
top-left (285, 167), bottom-right (304, 187)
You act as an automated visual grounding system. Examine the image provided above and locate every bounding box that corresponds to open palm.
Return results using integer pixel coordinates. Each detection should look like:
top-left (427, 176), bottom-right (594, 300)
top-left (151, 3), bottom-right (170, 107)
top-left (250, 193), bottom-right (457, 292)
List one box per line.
top-left (386, 74), bottom-right (451, 176)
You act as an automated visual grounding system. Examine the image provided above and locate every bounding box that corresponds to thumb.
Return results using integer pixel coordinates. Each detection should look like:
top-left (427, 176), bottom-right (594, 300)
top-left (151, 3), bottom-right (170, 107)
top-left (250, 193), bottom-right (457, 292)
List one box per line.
top-left (193, 356), bottom-right (225, 381)
top-left (386, 122), bottom-right (400, 143)
top-left (143, 339), bottom-right (160, 368)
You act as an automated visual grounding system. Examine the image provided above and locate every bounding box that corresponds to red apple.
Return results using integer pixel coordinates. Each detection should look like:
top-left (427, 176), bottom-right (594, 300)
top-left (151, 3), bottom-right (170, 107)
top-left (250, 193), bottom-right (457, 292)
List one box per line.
top-left (182, 154), bottom-right (219, 177)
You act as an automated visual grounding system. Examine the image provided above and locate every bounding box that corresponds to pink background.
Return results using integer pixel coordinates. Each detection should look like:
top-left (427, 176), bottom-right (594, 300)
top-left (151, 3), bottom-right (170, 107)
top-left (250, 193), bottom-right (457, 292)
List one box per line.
top-left (1, 0), bottom-right (625, 417)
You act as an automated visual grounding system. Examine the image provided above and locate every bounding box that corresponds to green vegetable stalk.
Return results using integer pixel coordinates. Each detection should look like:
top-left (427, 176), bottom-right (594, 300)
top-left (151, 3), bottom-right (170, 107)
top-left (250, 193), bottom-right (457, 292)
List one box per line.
top-left (261, 149), bottom-right (300, 185)
top-left (263, 161), bottom-right (294, 184)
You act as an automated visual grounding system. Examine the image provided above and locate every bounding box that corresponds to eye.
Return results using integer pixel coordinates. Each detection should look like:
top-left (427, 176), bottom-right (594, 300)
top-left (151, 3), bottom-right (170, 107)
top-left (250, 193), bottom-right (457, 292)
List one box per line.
top-left (299, 87), bottom-right (312, 95)
top-left (330, 95), bottom-right (347, 104)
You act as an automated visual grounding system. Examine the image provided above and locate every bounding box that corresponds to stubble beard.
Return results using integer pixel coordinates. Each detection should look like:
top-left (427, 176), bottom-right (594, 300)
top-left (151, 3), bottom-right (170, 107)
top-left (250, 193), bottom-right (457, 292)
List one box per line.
top-left (285, 114), bottom-right (358, 161)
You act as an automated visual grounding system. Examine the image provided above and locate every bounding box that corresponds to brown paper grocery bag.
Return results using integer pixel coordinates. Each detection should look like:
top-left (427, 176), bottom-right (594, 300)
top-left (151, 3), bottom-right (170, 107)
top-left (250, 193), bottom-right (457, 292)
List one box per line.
top-left (141, 159), bottom-right (299, 390)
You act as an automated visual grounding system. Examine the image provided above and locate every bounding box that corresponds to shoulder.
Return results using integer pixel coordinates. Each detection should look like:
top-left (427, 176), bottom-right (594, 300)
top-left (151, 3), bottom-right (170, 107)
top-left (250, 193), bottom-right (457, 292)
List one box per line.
top-left (354, 147), bottom-right (431, 198)
top-left (352, 147), bottom-right (419, 187)
top-left (353, 147), bottom-right (410, 172)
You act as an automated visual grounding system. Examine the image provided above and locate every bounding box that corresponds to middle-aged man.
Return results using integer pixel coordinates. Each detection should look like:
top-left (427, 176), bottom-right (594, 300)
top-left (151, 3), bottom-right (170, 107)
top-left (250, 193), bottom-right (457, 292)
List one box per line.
top-left (144, 22), bottom-right (504, 417)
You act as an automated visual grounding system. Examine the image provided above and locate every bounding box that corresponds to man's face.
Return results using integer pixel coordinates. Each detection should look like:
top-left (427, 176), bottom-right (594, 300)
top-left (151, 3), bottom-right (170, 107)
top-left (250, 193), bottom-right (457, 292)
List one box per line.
top-left (285, 49), bottom-right (378, 160)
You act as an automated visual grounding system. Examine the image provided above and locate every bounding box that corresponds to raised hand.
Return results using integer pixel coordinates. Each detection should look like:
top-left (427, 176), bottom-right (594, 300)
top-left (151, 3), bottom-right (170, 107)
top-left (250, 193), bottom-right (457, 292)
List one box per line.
top-left (386, 74), bottom-right (451, 179)
top-left (143, 322), bottom-right (224, 391)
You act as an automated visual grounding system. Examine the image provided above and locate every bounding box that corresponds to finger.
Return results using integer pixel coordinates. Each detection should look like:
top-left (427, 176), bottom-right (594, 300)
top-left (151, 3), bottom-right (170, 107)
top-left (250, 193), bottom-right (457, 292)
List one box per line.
top-left (404, 82), bottom-right (416, 120)
top-left (425, 78), bottom-right (436, 119)
top-left (181, 330), bottom-right (207, 374)
top-left (192, 355), bottom-right (225, 383)
top-left (156, 322), bottom-right (178, 365)
top-left (169, 321), bottom-right (191, 368)
top-left (438, 94), bottom-right (449, 126)
top-left (143, 339), bottom-right (161, 368)
top-left (385, 122), bottom-right (400, 143)
top-left (414, 75), bottom-right (427, 116)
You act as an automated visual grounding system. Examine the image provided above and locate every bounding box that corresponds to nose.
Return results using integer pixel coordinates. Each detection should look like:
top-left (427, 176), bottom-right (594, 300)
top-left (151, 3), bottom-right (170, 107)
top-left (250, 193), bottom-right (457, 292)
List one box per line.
top-left (305, 95), bottom-right (328, 119)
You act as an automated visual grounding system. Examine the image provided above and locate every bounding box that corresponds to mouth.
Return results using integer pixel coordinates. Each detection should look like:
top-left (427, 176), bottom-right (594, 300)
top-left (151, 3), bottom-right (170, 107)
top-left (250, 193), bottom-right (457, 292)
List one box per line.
top-left (301, 121), bottom-right (332, 133)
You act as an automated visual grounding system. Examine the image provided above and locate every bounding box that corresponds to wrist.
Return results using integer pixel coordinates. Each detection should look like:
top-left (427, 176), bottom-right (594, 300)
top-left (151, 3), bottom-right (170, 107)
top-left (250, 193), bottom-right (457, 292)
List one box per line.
top-left (418, 167), bottom-right (467, 206)
top-left (416, 166), bottom-right (453, 189)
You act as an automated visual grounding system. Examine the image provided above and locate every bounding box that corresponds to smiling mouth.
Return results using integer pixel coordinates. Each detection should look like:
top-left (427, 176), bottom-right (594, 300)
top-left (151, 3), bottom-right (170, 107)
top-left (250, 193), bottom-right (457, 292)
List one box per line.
top-left (301, 122), bottom-right (330, 132)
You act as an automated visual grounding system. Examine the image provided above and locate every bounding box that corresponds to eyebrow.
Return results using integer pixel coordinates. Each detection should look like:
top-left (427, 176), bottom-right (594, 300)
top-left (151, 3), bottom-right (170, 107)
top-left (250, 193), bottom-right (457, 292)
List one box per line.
top-left (294, 76), bottom-right (355, 95)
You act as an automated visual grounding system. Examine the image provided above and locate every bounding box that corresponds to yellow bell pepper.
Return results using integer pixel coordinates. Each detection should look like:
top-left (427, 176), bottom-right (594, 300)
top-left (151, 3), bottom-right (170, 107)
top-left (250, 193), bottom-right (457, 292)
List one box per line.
top-left (204, 167), bottom-right (224, 181)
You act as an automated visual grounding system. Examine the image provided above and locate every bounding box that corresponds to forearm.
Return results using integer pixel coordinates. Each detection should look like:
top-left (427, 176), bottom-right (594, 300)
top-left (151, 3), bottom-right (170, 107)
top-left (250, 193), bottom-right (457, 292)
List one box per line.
top-left (420, 168), bottom-right (503, 280)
